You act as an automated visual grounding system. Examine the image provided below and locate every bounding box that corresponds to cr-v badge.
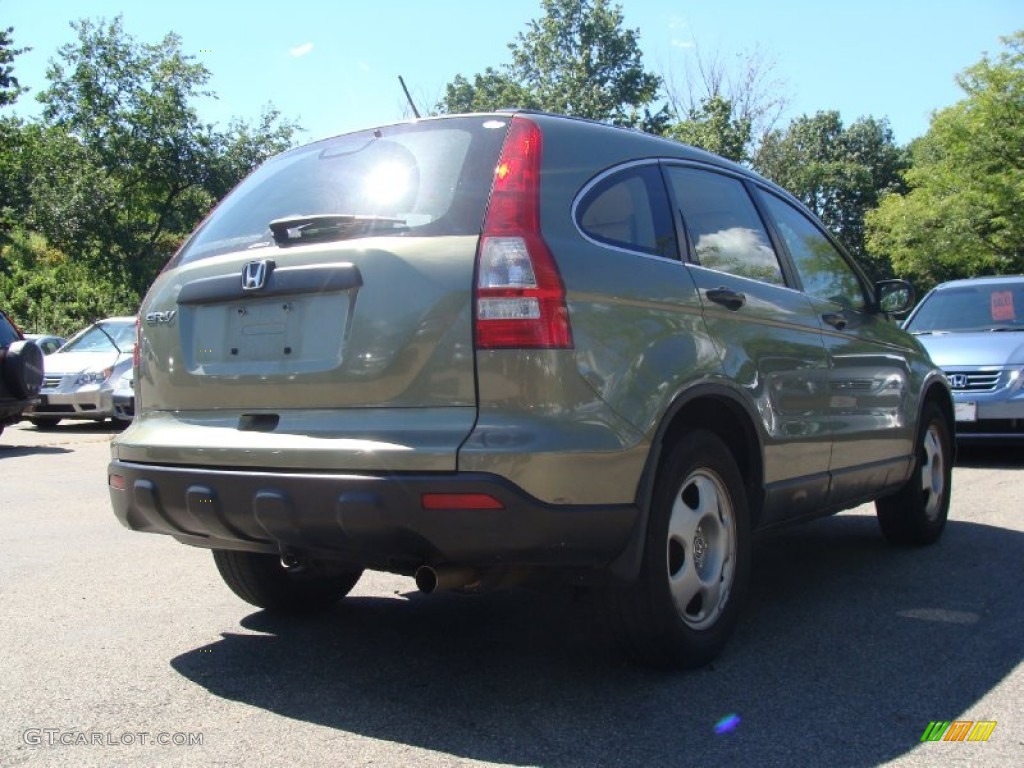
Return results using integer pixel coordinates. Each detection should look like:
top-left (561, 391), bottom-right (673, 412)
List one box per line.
top-left (145, 310), bottom-right (177, 326)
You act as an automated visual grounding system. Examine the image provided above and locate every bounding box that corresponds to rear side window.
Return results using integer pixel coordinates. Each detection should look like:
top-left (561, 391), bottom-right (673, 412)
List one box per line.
top-left (576, 164), bottom-right (676, 258)
top-left (665, 167), bottom-right (784, 285)
top-left (760, 192), bottom-right (866, 310)
top-left (171, 117), bottom-right (510, 266)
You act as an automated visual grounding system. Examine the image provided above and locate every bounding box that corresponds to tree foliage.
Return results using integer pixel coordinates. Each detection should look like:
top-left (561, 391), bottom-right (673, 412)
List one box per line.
top-left (0, 26), bottom-right (29, 107)
top-left (438, 0), bottom-right (662, 128)
top-left (35, 16), bottom-right (299, 292)
top-left (0, 28), bottom-right (30, 241)
top-left (662, 42), bottom-right (790, 160)
top-left (0, 16), bottom-right (301, 335)
top-left (439, 67), bottom-right (540, 114)
top-left (754, 111), bottom-right (907, 278)
top-left (866, 31), bottom-right (1024, 291)
top-left (665, 95), bottom-right (751, 163)
top-left (0, 230), bottom-right (138, 337)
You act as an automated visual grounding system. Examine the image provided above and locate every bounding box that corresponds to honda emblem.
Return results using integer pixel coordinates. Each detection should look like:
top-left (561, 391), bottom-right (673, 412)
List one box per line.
top-left (947, 373), bottom-right (969, 390)
top-left (242, 260), bottom-right (270, 291)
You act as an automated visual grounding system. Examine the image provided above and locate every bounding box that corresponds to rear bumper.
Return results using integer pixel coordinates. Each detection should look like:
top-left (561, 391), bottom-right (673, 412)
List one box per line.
top-left (108, 460), bottom-right (639, 572)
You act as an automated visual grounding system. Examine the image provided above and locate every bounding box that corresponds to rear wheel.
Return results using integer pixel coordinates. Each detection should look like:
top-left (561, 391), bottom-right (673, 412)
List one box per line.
top-left (212, 550), bottom-right (363, 613)
top-left (606, 430), bottom-right (751, 668)
top-left (30, 418), bottom-right (61, 430)
top-left (875, 401), bottom-right (952, 546)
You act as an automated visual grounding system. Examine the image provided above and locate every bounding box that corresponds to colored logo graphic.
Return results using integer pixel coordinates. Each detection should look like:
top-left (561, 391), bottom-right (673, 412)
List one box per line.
top-left (920, 720), bottom-right (996, 742)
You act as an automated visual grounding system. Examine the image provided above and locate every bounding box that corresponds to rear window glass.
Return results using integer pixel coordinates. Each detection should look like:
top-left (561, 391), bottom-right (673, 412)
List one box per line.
top-left (171, 117), bottom-right (510, 266)
top-left (906, 283), bottom-right (1024, 332)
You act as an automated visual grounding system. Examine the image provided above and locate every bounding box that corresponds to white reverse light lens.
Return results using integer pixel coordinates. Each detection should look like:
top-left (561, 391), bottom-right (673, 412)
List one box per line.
top-left (478, 297), bottom-right (541, 320)
top-left (478, 237), bottom-right (537, 288)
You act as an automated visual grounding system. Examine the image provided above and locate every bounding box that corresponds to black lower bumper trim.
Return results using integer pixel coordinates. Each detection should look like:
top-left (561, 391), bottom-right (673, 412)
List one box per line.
top-left (108, 461), bottom-right (639, 571)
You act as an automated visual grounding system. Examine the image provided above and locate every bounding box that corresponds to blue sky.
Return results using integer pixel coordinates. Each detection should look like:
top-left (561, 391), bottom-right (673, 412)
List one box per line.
top-left (3, 0), bottom-right (1020, 146)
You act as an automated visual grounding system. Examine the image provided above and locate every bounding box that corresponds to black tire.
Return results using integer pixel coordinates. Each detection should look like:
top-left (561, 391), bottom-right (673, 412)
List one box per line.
top-left (110, 416), bottom-right (132, 430)
top-left (606, 430), bottom-right (751, 668)
top-left (875, 401), bottom-right (952, 546)
top-left (2, 340), bottom-right (44, 399)
top-left (30, 418), bottom-right (61, 430)
top-left (212, 550), bottom-right (363, 613)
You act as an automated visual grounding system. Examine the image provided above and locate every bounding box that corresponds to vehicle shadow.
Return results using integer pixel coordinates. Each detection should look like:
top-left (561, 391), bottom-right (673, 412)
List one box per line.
top-left (170, 516), bottom-right (1023, 767)
top-left (28, 421), bottom-right (125, 435)
top-left (0, 444), bottom-right (73, 457)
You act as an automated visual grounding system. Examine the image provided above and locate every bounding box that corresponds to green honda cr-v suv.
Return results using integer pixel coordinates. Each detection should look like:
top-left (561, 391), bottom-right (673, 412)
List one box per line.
top-left (109, 111), bottom-right (954, 668)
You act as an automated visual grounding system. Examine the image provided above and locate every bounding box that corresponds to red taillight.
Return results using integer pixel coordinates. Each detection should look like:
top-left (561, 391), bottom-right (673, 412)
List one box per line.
top-left (421, 493), bottom-right (505, 510)
top-left (475, 117), bottom-right (572, 350)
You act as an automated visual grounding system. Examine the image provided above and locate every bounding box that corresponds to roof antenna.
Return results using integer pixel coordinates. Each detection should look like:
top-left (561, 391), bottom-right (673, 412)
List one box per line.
top-left (398, 75), bottom-right (421, 119)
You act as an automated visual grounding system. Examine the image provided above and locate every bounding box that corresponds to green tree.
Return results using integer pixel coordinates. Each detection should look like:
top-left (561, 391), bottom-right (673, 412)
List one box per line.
top-left (666, 95), bottom-right (751, 163)
top-left (438, 0), bottom-right (662, 128)
top-left (439, 68), bottom-right (540, 114)
top-left (0, 26), bottom-right (28, 107)
top-left (0, 27), bottom-right (30, 241)
top-left (36, 16), bottom-right (299, 291)
top-left (662, 42), bottom-right (790, 160)
top-left (866, 31), bottom-right (1024, 291)
top-left (754, 111), bottom-right (907, 279)
top-left (0, 229), bottom-right (137, 337)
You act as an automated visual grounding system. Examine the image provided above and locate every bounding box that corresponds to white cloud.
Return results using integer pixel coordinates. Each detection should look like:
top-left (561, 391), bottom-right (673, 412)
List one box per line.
top-left (671, 39), bottom-right (695, 49)
top-left (289, 42), bottom-right (314, 58)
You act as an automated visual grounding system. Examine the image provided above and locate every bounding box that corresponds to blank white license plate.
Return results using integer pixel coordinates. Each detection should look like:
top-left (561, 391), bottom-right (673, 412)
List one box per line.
top-left (954, 402), bottom-right (977, 422)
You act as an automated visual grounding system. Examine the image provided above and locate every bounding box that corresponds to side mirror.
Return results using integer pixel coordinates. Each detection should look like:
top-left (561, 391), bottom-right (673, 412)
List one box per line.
top-left (876, 279), bottom-right (915, 316)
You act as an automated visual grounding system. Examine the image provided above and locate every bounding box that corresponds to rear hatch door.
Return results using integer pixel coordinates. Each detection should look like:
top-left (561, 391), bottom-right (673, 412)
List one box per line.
top-left (119, 116), bottom-right (512, 470)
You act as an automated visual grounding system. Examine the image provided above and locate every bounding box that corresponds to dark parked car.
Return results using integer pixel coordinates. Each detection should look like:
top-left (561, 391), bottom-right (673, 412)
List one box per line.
top-left (904, 275), bottom-right (1024, 441)
top-left (1, 309), bottom-right (44, 438)
top-left (109, 111), bottom-right (954, 668)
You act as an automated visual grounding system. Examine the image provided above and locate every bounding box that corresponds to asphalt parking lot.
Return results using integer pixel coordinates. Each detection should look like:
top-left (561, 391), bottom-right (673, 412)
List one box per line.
top-left (1, 421), bottom-right (1022, 767)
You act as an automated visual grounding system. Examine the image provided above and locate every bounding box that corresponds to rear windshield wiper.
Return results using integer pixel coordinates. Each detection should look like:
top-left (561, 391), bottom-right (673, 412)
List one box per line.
top-left (268, 214), bottom-right (408, 245)
top-left (990, 326), bottom-right (1024, 332)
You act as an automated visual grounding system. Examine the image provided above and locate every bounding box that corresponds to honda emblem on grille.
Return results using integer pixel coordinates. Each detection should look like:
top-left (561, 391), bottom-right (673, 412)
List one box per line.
top-left (947, 373), bottom-right (969, 390)
top-left (242, 260), bottom-right (272, 291)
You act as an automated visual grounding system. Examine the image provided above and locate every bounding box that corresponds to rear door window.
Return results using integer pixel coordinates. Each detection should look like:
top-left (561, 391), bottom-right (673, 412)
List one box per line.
top-left (665, 167), bottom-right (785, 285)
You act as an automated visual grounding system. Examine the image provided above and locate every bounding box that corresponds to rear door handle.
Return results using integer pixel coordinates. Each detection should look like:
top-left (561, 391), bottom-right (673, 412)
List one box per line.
top-left (706, 288), bottom-right (746, 311)
top-left (822, 312), bottom-right (848, 330)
